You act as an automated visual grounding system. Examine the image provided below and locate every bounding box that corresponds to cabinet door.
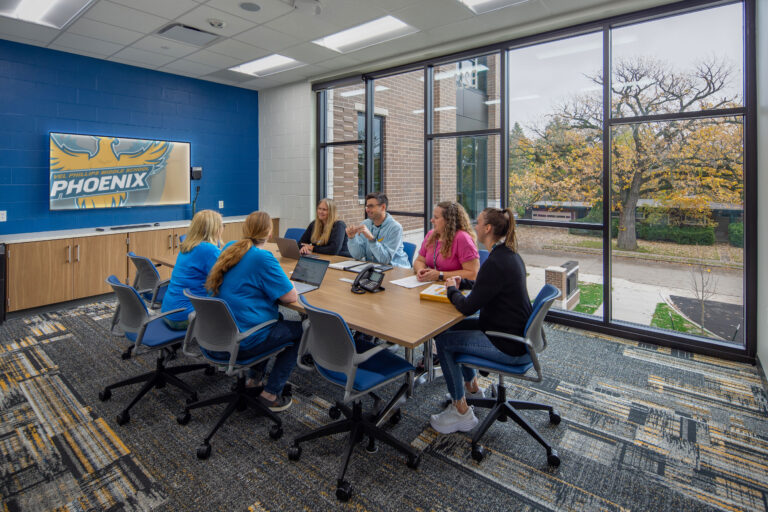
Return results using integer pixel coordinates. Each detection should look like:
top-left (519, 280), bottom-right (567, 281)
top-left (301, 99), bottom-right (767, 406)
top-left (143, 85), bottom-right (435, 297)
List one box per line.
top-left (222, 222), bottom-right (243, 245)
top-left (173, 228), bottom-right (186, 255)
top-left (72, 234), bottom-right (128, 299)
top-left (128, 229), bottom-right (174, 282)
top-left (7, 239), bottom-right (73, 311)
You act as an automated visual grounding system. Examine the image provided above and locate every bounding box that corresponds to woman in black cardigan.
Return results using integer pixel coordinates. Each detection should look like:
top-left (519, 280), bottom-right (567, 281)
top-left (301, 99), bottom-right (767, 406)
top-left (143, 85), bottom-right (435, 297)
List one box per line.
top-left (430, 207), bottom-right (533, 435)
top-left (299, 198), bottom-right (350, 256)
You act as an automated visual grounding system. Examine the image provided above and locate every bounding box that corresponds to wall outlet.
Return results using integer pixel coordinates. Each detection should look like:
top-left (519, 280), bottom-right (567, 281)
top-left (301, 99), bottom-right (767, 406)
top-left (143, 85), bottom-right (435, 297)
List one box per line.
top-left (0, 210), bottom-right (6, 222)
top-left (218, 200), bottom-right (224, 209)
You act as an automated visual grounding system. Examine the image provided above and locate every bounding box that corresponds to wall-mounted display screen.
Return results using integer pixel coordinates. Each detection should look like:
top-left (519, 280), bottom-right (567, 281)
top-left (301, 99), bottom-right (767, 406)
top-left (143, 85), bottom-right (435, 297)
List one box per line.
top-left (49, 133), bottom-right (190, 210)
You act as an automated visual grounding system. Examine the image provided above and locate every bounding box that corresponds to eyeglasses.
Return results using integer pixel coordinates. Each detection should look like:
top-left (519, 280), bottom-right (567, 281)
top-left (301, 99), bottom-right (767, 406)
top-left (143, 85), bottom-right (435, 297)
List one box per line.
top-left (365, 203), bottom-right (382, 209)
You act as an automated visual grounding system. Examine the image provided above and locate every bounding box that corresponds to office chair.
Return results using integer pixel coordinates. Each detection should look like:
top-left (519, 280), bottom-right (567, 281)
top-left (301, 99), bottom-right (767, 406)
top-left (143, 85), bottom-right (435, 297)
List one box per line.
top-left (288, 296), bottom-right (420, 502)
top-left (402, 241), bottom-right (416, 266)
top-left (179, 234), bottom-right (186, 243)
top-left (128, 251), bottom-right (169, 309)
top-left (455, 284), bottom-right (562, 466)
top-left (283, 228), bottom-right (304, 242)
top-left (478, 249), bottom-right (489, 266)
top-left (176, 290), bottom-right (286, 459)
top-left (100, 276), bottom-right (211, 425)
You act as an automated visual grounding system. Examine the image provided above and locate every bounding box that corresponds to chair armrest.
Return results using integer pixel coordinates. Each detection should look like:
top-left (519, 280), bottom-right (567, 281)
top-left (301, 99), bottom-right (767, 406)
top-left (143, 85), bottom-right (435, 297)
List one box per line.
top-left (352, 342), bottom-right (391, 366)
top-left (146, 308), bottom-right (186, 322)
top-left (149, 279), bottom-right (171, 309)
top-left (235, 319), bottom-right (278, 344)
top-left (133, 307), bottom-right (187, 352)
top-left (181, 312), bottom-right (199, 357)
top-left (484, 331), bottom-right (533, 349)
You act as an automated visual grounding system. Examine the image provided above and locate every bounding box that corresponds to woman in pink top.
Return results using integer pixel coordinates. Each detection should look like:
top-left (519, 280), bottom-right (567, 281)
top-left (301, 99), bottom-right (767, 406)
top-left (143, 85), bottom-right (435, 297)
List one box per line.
top-left (414, 201), bottom-right (480, 282)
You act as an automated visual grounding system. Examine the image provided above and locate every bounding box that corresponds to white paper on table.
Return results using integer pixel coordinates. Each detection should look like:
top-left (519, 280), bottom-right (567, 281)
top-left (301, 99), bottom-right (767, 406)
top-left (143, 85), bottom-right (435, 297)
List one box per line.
top-left (329, 260), bottom-right (364, 270)
top-left (389, 275), bottom-right (432, 288)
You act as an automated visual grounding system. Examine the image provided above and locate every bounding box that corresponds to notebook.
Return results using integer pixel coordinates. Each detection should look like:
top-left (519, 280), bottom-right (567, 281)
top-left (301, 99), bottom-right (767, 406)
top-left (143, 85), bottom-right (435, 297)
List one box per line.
top-left (290, 256), bottom-right (330, 294)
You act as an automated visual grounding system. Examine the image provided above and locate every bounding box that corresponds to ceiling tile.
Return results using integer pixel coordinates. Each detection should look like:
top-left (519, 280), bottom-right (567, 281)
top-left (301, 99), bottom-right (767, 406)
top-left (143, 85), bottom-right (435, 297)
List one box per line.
top-left (264, 10), bottom-right (341, 41)
top-left (307, 0), bottom-right (389, 28)
top-left (84, 1), bottom-right (168, 33)
top-left (391, 0), bottom-right (474, 31)
top-left (110, 46), bottom-right (177, 67)
top-left (206, 38), bottom-right (269, 61)
top-left (175, 5), bottom-right (256, 37)
top-left (345, 31), bottom-right (432, 63)
top-left (0, 17), bottom-right (59, 44)
top-left (316, 53), bottom-right (364, 68)
top-left (0, 33), bottom-right (44, 47)
top-left (67, 18), bottom-right (144, 46)
top-left (47, 45), bottom-right (107, 60)
top-left (184, 48), bottom-right (243, 68)
top-left (159, 58), bottom-right (219, 76)
top-left (281, 42), bottom-right (339, 64)
top-left (49, 32), bottom-right (124, 56)
top-left (354, 0), bottom-right (422, 13)
top-left (241, 76), bottom-right (283, 90)
top-left (109, 0), bottom-right (198, 19)
top-left (204, 0), bottom-right (294, 24)
top-left (234, 25), bottom-right (299, 51)
top-left (132, 35), bottom-right (198, 58)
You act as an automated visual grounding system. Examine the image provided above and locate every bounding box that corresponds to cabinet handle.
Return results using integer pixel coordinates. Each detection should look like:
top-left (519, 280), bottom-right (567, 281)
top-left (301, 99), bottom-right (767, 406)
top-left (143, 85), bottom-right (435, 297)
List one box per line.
top-left (174, 234), bottom-right (179, 250)
top-left (168, 234), bottom-right (173, 250)
top-left (75, 244), bottom-right (80, 262)
top-left (66, 245), bottom-right (71, 263)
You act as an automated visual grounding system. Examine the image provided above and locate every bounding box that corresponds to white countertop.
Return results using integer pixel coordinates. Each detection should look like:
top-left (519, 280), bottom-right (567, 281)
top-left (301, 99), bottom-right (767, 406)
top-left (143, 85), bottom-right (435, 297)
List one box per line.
top-left (0, 216), bottom-right (248, 244)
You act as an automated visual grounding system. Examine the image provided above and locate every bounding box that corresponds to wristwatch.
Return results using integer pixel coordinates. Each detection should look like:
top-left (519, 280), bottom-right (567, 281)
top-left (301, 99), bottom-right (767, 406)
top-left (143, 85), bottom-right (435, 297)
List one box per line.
top-left (439, 272), bottom-right (444, 281)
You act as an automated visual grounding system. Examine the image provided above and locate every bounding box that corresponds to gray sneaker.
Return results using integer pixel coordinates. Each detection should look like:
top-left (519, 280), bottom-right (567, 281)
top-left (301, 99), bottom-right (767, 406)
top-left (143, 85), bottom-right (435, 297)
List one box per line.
top-left (430, 404), bottom-right (478, 434)
top-left (258, 394), bottom-right (293, 412)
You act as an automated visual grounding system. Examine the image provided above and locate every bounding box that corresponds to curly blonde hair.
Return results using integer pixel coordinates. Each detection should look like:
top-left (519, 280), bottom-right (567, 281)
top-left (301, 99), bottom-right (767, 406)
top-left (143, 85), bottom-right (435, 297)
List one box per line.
top-left (206, 211), bottom-right (271, 296)
top-left (427, 201), bottom-right (477, 258)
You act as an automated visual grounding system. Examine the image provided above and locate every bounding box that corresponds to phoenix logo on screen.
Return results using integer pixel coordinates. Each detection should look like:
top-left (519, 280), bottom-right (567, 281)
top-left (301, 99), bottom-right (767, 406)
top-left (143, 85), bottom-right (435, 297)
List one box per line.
top-left (50, 134), bottom-right (172, 209)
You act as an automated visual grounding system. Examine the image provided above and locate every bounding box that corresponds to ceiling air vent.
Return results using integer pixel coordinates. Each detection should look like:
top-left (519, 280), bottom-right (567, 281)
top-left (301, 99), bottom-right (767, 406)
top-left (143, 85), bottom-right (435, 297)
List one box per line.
top-left (157, 23), bottom-right (220, 47)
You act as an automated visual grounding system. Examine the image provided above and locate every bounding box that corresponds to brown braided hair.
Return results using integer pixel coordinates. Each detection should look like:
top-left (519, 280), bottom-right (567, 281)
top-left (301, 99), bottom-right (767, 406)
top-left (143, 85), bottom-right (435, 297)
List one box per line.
top-left (481, 207), bottom-right (518, 252)
top-left (206, 211), bottom-right (271, 295)
top-left (426, 201), bottom-right (477, 258)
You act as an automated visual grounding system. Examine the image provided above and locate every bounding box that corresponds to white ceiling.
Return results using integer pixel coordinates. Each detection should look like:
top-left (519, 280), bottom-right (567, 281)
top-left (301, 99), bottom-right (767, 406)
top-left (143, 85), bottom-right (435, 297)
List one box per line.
top-left (0, 0), bottom-right (678, 91)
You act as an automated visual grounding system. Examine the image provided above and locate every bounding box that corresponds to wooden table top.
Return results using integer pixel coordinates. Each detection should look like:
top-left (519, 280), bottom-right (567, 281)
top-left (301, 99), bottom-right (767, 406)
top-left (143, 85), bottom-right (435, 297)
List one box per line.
top-left (265, 244), bottom-right (465, 349)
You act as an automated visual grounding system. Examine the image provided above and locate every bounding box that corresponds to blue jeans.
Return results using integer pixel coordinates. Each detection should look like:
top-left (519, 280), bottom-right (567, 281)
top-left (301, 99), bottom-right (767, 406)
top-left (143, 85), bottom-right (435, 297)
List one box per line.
top-left (435, 318), bottom-right (532, 401)
top-left (238, 319), bottom-right (302, 396)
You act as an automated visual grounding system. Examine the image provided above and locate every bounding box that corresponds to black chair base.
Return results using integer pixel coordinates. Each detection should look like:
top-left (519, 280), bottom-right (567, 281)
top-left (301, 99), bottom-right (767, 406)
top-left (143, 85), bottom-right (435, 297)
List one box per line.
top-left (99, 349), bottom-right (209, 426)
top-left (176, 374), bottom-right (283, 459)
top-left (467, 383), bottom-right (561, 466)
top-left (288, 386), bottom-right (419, 502)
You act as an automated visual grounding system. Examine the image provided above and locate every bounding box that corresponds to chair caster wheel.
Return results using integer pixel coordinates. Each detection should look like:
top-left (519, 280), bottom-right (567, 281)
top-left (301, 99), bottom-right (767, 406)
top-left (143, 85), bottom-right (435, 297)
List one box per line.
top-left (121, 351), bottom-right (132, 360)
top-left (116, 411), bottom-right (130, 426)
top-left (471, 445), bottom-right (485, 462)
top-left (204, 366), bottom-right (216, 376)
top-left (389, 409), bottom-right (402, 425)
top-left (550, 411), bottom-right (561, 425)
top-left (196, 443), bottom-right (211, 460)
top-left (329, 406), bottom-right (341, 419)
top-left (269, 425), bottom-right (283, 440)
top-left (186, 393), bottom-right (198, 404)
top-left (336, 480), bottom-right (352, 502)
top-left (98, 389), bottom-right (111, 401)
top-left (547, 450), bottom-right (561, 467)
top-left (406, 453), bottom-right (421, 469)
top-left (288, 444), bottom-right (301, 460)
top-left (176, 411), bottom-right (191, 425)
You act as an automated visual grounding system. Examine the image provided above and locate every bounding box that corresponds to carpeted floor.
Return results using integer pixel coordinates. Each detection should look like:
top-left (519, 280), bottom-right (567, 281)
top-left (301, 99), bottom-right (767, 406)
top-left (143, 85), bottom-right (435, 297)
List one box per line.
top-left (1, 299), bottom-right (767, 511)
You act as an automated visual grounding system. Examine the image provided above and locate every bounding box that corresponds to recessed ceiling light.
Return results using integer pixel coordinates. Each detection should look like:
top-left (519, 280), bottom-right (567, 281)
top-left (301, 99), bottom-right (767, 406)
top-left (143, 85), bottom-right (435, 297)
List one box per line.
top-left (0, 0), bottom-right (93, 29)
top-left (312, 15), bottom-right (417, 53)
top-left (230, 54), bottom-right (305, 77)
top-left (239, 2), bottom-right (261, 12)
top-left (457, 0), bottom-right (530, 15)
top-left (207, 18), bottom-right (226, 29)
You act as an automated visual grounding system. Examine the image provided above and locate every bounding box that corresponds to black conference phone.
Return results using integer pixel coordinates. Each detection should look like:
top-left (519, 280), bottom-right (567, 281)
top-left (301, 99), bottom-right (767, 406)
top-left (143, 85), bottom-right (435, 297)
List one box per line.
top-left (351, 264), bottom-right (385, 294)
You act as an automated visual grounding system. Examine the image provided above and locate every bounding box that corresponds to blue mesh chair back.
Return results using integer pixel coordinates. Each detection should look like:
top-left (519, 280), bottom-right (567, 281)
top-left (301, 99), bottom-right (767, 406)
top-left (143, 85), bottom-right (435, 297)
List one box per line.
top-left (402, 242), bottom-right (416, 266)
top-left (283, 228), bottom-right (304, 242)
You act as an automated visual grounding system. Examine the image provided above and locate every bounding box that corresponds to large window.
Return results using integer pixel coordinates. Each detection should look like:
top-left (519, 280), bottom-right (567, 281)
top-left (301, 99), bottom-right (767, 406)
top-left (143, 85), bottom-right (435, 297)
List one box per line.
top-left (315, 0), bottom-right (753, 359)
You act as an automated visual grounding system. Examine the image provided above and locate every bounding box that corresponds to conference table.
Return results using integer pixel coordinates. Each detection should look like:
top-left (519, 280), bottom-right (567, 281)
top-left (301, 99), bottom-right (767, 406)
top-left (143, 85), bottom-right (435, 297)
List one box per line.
top-left (153, 244), bottom-right (465, 413)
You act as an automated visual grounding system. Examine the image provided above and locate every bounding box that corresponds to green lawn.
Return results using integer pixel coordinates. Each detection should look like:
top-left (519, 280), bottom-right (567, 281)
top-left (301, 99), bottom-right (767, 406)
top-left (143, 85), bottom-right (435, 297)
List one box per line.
top-left (573, 282), bottom-right (603, 315)
top-left (650, 303), bottom-right (699, 334)
top-left (575, 239), bottom-right (651, 253)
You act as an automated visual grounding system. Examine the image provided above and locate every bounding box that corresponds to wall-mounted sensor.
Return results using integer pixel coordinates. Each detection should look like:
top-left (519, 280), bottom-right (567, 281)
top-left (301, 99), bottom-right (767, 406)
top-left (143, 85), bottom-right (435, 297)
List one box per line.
top-left (191, 166), bottom-right (203, 180)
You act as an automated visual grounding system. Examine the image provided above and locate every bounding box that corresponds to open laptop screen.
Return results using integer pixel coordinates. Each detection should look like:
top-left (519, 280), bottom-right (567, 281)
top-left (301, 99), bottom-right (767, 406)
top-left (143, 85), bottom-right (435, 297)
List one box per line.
top-left (291, 256), bottom-right (329, 286)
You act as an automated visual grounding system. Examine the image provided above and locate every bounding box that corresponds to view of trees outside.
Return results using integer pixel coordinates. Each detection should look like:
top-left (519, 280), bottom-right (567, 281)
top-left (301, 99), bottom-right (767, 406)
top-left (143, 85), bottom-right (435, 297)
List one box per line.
top-left (507, 4), bottom-right (745, 344)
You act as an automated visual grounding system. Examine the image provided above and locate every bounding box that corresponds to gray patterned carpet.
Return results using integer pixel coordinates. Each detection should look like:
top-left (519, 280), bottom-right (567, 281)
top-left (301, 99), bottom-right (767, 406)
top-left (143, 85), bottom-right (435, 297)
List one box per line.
top-left (1, 299), bottom-right (767, 511)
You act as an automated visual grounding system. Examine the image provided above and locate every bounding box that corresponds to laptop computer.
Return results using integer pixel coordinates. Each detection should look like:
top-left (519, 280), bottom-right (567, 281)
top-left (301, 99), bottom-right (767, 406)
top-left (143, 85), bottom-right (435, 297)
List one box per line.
top-left (277, 237), bottom-right (302, 259)
top-left (290, 256), bottom-right (330, 294)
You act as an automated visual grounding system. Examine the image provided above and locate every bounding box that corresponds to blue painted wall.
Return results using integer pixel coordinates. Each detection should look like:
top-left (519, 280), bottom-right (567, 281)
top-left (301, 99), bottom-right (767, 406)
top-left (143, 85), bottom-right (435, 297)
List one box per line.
top-left (0, 40), bottom-right (259, 235)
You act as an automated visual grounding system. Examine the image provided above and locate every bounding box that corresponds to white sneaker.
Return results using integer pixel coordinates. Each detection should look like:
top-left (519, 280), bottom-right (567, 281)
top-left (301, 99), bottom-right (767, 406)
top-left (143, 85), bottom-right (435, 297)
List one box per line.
top-left (444, 387), bottom-right (486, 402)
top-left (430, 404), bottom-right (479, 434)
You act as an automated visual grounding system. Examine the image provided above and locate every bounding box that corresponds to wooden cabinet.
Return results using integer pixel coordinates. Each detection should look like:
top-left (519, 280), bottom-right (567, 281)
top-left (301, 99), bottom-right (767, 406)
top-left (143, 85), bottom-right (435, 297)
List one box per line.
top-left (222, 222), bottom-right (244, 245)
top-left (7, 234), bottom-right (128, 312)
top-left (127, 227), bottom-right (186, 282)
top-left (73, 234), bottom-right (128, 299)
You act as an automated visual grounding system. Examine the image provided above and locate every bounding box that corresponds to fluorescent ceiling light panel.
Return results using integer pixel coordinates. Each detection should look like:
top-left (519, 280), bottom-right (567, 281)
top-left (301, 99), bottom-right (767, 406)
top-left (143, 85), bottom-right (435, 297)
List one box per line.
top-left (312, 16), bottom-right (417, 53)
top-left (0, 0), bottom-right (93, 28)
top-left (458, 0), bottom-right (530, 15)
top-left (339, 85), bottom-right (389, 97)
top-left (230, 54), bottom-right (305, 77)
